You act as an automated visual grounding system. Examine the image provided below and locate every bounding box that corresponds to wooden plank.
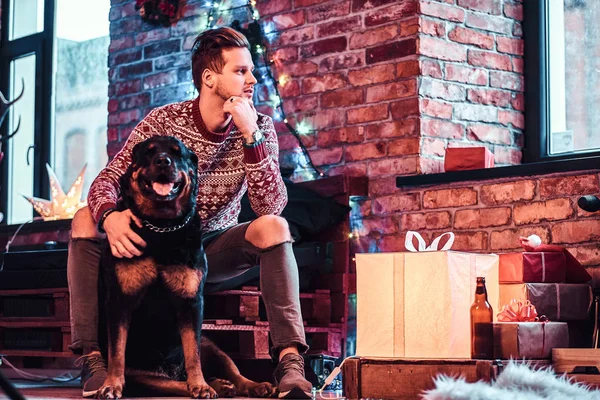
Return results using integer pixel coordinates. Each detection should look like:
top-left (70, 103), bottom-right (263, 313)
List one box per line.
top-left (0, 349), bottom-right (74, 358)
top-left (567, 374), bottom-right (600, 389)
top-left (0, 320), bottom-right (70, 328)
top-left (0, 288), bottom-right (69, 296)
top-left (553, 348), bottom-right (600, 373)
top-left (342, 357), bottom-right (361, 400)
top-left (357, 361), bottom-right (491, 399)
top-left (332, 241), bottom-right (350, 273)
top-left (238, 330), bottom-right (270, 359)
top-left (475, 360), bottom-right (496, 382)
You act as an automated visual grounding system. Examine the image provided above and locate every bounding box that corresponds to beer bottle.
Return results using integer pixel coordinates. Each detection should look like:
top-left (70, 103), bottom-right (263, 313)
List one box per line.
top-left (470, 276), bottom-right (494, 359)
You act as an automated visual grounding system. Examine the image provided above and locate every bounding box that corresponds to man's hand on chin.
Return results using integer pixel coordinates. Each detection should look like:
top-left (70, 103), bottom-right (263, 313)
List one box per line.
top-left (222, 96), bottom-right (259, 139)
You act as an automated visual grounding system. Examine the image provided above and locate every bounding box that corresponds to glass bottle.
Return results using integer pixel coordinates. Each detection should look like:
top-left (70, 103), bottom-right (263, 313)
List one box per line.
top-left (470, 276), bottom-right (494, 359)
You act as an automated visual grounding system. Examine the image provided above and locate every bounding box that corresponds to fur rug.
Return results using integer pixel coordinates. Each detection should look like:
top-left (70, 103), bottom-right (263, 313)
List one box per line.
top-left (422, 361), bottom-right (600, 400)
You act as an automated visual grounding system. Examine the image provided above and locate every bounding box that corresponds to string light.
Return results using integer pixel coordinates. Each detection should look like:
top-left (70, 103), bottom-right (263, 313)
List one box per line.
top-left (202, 1), bottom-right (327, 179)
top-left (296, 120), bottom-right (312, 135)
top-left (278, 73), bottom-right (290, 87)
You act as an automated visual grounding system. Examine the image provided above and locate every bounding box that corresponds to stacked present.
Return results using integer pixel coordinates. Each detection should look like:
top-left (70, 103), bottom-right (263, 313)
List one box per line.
top-left (356, 231), bottom-right (501, 359)
top-left (355, 232), bottom-right (592, 361)
top-left (495, 235), bottom-right (593, 359)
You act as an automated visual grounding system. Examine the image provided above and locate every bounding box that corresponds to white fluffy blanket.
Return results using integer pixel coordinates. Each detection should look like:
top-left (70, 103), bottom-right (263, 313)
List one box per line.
top-left (422, 361), bottom-right (600, 400)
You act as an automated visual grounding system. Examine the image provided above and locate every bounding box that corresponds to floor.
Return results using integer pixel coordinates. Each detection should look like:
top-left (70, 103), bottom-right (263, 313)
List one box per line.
top-left (4, 380), bottom-right (343, 400)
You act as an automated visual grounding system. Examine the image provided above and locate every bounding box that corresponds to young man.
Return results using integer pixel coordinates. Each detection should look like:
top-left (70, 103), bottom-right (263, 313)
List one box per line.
top-left (67, 27), bottom-right (312, 399)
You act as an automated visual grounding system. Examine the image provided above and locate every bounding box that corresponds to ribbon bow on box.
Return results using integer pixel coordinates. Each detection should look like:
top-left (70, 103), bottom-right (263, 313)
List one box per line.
top-left (405, 231), bottom-right (455, 252)
top-left (497, 299), bottom-right (549, 322)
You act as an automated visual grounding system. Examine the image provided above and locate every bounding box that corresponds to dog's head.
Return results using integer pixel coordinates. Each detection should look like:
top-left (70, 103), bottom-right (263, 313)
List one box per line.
top-left (121, 136), bottom-right (199, 221)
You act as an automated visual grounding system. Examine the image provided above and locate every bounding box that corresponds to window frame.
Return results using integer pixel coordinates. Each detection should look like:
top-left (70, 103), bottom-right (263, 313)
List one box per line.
top-left (523, 0), bottom-right (600, 163)
top-left (397, 0), bottom-right (600, 188)
top-left (0, 0), bottom-right (55, 223)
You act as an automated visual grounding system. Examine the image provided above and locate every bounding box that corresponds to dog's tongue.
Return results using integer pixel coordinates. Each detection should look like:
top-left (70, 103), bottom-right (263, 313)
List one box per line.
top-left (152, 182), bottom-right (174, 196)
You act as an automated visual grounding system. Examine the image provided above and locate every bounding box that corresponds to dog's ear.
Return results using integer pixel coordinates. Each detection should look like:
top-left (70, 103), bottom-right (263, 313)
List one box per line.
top-left (130, 140), bottom-right (146, 167)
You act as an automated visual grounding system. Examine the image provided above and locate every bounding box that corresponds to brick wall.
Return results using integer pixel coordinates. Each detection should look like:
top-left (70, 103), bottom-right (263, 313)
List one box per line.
top-left (109, 0), bottom-right (599, 278)
top-left (365, 171), bottom-right (600, 281)
top-left (417, 0), bottom-right (524, 173)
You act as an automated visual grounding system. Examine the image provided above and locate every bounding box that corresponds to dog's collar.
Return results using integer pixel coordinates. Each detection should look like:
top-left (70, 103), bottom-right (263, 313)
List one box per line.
top-left (142, 213), bottom-right (193, 233)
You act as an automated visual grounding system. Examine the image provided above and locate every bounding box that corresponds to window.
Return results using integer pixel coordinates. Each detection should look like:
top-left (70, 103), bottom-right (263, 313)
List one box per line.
top-left (0, 0), bottom-right (109, 224)
top-left (524, 0), bottom-right (600, 162)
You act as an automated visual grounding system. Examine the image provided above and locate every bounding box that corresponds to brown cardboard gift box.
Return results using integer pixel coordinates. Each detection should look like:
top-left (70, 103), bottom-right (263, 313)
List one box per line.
top-left (499, 283), bottom-right (592, 321)
top-left (493, 322), bottom-right (569, 359)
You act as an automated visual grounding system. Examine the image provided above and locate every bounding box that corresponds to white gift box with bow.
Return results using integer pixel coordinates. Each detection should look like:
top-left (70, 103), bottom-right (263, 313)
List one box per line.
top-left (356, 231), bottom-right (499, 359)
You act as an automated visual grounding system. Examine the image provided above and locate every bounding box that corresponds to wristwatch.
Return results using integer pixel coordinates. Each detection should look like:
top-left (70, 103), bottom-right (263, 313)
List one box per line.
top-left (244, 129), bottom-right (264, 147)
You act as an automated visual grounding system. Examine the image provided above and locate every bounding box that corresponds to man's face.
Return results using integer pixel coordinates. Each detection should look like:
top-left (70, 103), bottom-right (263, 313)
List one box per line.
top-left (213, 47), bottom-right (257, 102)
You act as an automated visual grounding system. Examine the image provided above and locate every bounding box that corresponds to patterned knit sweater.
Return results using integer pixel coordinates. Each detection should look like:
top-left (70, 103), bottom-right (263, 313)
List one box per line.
top-left (88, 96), bottom-right (287, 233)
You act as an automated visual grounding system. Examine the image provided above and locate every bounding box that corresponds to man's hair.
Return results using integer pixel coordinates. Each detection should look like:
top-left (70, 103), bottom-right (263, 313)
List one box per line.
top-left (191, 27), bottom-right (250, 91)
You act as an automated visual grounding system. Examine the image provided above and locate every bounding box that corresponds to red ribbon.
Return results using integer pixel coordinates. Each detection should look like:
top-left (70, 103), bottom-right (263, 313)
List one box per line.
top-left (497, 299), bottom-right (549, 322)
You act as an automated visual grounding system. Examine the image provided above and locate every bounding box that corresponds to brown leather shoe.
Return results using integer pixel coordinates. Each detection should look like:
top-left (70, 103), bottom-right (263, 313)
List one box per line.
top-left (273, 353), bottom-right (313, 399)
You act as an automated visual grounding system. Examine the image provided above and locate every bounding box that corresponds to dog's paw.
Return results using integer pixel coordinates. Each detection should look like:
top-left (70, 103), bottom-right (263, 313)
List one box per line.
top-left (237, 380), bottom-right (277, 398)
top-left (208, 378), bottom-right (236, 398)
top-left (97, 376), bottom-right (124, 399)
top-left (188, 379), bottom-right (218, 399)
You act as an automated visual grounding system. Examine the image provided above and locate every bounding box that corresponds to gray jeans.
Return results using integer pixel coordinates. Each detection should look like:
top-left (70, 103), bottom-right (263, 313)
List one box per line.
top-left (67, 221), bottom-right (308, 359)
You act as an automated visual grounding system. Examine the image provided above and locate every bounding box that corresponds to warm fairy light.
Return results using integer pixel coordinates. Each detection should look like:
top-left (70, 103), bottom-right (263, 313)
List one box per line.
top-left (296, 120), bottom-right (312, 135)
top-left (278, 74), bottom-right (290, 87)
top-left (205, 0), bottom-right (325, 178)
top-left (269, 93), bottom-right (282, 108)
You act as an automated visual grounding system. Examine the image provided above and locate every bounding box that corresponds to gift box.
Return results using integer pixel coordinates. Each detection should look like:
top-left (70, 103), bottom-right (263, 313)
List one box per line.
top-left (493, 322), bottom-right (569, 359)
top-left (356, 232), bottom-right (499, 358)
top-left (444, 147), bottom-right (494, 172)
top-left (499, 252), bottom-right (566, 283)
top-left (499, 283), bottom-right (592, 321)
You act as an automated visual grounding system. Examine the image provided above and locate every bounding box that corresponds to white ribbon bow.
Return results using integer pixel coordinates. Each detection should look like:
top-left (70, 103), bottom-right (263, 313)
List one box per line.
top-left (405, 231), bottom-right (455, 252)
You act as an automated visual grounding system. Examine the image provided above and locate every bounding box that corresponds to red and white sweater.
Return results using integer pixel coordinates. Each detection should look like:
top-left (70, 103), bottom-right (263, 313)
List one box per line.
top-left (88, 96), bottom-right (287, 233)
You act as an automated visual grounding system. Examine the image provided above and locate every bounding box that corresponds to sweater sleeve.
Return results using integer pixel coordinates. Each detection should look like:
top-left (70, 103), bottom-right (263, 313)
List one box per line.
top-left (243, 115), bottom-right (287, 216)
top-left (87, 109), bottom-right (161, 222)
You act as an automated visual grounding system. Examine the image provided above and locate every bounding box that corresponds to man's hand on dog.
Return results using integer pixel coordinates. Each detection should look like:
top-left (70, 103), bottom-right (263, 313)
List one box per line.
top-left (104, 210), bottom-right (147, 258)
top-left (222, 96), bottom-right (258, 139)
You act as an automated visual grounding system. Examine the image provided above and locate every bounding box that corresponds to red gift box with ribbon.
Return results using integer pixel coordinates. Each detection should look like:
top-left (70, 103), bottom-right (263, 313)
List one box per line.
top-left (517, 236), bottom-right (591, 283)
top-left (499, 252), bottom-right (566, 283)
top-left (493, 299), bottom-right (568, 359)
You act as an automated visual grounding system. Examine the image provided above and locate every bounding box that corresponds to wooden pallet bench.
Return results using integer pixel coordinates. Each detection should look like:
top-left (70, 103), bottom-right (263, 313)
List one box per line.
top-left (0, 288), bottom-right (69, 321)
top-left (204, 286), bottom-right (332, 326)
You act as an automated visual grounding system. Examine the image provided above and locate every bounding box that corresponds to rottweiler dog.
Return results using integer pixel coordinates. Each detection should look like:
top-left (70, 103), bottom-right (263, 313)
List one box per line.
top-left (98, 136), bottom-right (274, 399)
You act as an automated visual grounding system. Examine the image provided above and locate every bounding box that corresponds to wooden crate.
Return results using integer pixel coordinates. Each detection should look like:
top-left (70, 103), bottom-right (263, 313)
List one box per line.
top-left (0, 320), bottom-right (72, 357)
top-left (204, 287), bottom-right (332, 326)
top-left (203, 322), bottom-right (343, 359)
top-left (342, 357), bottom-right (552, 399)
top-left (552, 348), bottom-right (600, 373)
top-left (0, 288), bottom-right (69, 321)
top-left (343, 357), bottom-right (500, 400)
